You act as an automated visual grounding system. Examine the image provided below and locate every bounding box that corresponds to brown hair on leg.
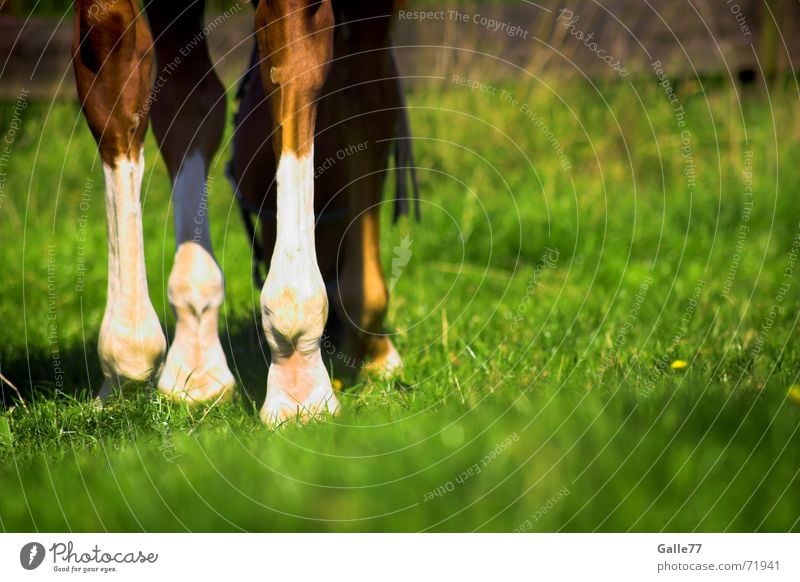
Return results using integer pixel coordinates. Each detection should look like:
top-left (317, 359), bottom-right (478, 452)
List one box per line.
top-left (73, 0), bottom-right (152, 164)
top-left (73, 0), bottom-right (166, 396)
top-left (254, 0), bottom-right (339, 425)
top-left (326, 7), bottom-right (404, 378)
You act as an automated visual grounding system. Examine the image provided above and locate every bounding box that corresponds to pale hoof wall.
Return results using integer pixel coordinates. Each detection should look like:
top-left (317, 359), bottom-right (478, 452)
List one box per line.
top-left (259, 357), bottom-right (340, 427)
top-left (363, 337), bottom-right (404, 379)
top-left (157, 360), bottom-right (235, 405)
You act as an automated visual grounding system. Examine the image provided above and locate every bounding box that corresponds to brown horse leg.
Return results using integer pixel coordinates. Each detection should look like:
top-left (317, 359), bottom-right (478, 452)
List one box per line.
top-left (330, 11), bottom-right (404, 378)
top-left (255, 0), bottom-right (338, 425)
top-left (73, 0), bottom-right (165, 397)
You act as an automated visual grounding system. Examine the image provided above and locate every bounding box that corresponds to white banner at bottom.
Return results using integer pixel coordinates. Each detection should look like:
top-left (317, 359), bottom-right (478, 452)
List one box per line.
top-left (0, 533), bottom-right (796, 581)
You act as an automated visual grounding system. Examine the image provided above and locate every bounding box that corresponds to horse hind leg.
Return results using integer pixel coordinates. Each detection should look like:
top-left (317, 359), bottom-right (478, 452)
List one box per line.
top-left (146, 0), bottom-right (234, 403)
top-left (329, 19), bottom-right (405, 379)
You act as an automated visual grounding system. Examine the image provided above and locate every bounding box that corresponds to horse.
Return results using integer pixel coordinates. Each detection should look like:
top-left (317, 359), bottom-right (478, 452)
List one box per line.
top-left (72, 0), bottom-right (417, 425)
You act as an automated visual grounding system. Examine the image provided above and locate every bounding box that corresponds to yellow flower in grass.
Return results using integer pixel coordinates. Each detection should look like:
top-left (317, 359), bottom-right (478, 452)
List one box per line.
top-left (670, 360), bottom-right (688, 371)
top-left (332, 378), bottom-right (344, 392)
top-left (787, 386), bottom-right (800, 406)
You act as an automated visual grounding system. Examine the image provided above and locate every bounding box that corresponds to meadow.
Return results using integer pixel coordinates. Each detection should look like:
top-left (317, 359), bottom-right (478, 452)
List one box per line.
top-left (0, 71), bottom-right (799, 531)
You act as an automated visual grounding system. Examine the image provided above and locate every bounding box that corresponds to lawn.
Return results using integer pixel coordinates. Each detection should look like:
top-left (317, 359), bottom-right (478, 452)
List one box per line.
top-left (1, 72), bottom-right (799, 531)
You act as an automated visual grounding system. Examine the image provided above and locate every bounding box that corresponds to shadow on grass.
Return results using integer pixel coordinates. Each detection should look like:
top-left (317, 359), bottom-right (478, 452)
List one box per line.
top-left (0, 316), bottom-right (269, 416)
top-left (0, 312), bottom-right (395, 414)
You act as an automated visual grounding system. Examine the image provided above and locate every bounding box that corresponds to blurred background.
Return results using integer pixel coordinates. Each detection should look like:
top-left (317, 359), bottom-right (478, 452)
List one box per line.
top-left (1, 1), bottom-right (799, 100)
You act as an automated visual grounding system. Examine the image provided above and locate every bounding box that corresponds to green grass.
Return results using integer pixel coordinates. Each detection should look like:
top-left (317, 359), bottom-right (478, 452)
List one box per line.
top-left (1, 75), bottom-right (800, 531)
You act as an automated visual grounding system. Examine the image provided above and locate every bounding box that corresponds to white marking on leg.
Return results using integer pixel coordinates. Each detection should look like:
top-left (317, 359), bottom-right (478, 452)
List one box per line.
top-left (98, 149), bottom-right (166, 397)
top-left (260, 148), bottom-right (338, 424)
top-left (158, 150), bottom-right (234, 401)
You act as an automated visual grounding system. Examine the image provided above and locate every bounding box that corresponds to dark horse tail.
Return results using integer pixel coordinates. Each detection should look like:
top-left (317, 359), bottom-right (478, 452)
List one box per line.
top-left (391, 51), bottom-right (421, 223)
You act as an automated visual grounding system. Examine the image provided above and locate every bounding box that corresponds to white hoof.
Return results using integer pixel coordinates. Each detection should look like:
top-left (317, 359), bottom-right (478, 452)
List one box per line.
top-left (364, 336), bottom-right (404, 378)
top-left (157, 344), bottom-right (235, 404)
top-left (158, 242), bottom-right (235, 404)
top-left (97, 303), bottom-right (166, 399)
top-left (259, 351), bottom-right (339, 426)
